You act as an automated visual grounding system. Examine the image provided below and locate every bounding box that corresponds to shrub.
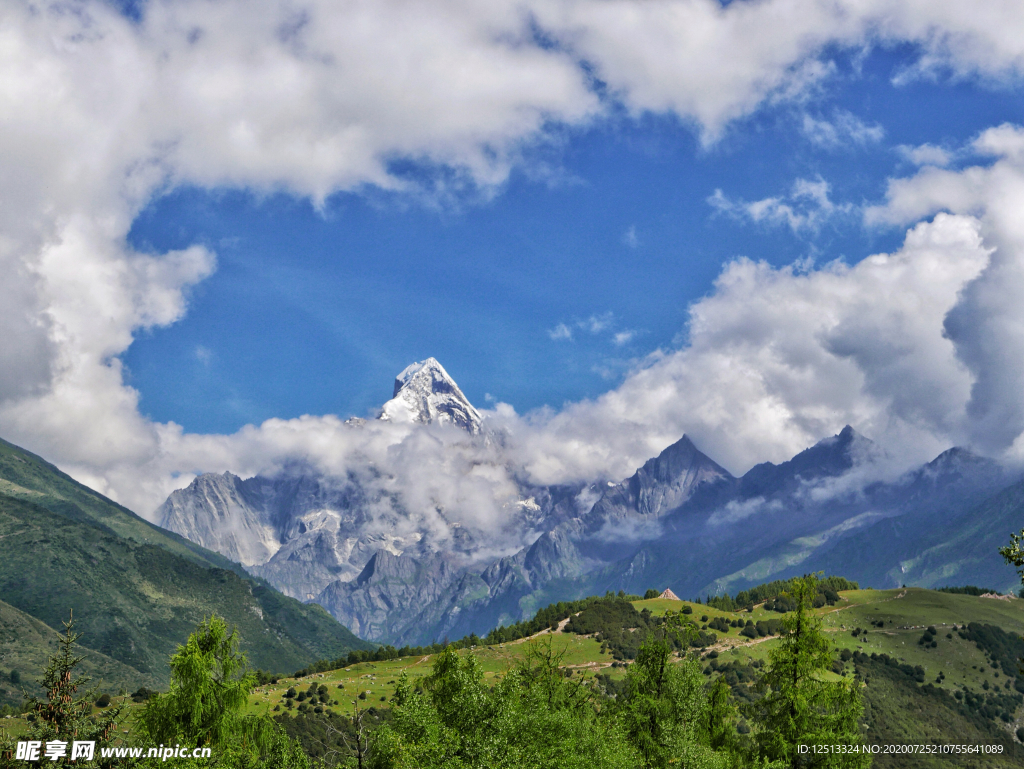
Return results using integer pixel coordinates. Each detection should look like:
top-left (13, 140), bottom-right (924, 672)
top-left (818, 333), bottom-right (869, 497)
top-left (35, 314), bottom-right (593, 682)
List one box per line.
top-left (681, 605), bottom-right (693, 614)
top-left (131, 687), bottom-right (155, 703)
top-left (644, 589), bottom-right (660, 599)
top-left (95, 694), bottom-right (111, 708)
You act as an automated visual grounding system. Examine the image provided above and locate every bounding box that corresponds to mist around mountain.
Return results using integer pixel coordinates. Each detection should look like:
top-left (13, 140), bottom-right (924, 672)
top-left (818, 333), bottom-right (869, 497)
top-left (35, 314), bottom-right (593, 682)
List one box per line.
top-left (157, 358), bottom-right (1024, 646)
top-left (0, 436), bottom-right (372, 699)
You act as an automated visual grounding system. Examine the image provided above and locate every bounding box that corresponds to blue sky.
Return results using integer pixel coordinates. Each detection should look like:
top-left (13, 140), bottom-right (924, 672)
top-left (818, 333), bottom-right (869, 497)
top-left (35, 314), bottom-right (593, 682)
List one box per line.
top-left (121, 45), bottom-right (1023, 435)
top-left (7, 0), bottom-right (1024, 515)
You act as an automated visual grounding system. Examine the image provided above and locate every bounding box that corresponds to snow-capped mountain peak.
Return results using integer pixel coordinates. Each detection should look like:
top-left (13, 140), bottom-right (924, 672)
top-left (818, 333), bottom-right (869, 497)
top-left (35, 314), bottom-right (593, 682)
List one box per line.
top-left (379, 357), bottom-right (483, 433)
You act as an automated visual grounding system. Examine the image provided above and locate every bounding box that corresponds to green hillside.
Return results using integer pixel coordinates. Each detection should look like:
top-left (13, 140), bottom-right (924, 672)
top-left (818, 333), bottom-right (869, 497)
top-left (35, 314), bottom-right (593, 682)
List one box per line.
top-left (0, 599), bottom-right (160, 710)
top-left (897, 480), bottom-right (1024, 592)
top-left (0, 437), bottom-right (237, 571)
top-left (6, 584), bottom-right (1024, 767)
top-left (241, 587), bottom-right (1024, 765)
top-left (0, 437), bottom-right (373, 695)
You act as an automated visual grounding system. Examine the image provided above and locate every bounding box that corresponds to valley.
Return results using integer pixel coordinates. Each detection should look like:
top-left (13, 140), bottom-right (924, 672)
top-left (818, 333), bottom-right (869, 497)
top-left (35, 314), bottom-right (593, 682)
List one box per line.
top-left (6, 586), bottom-right (1024, 766)
top-left (156, 359), bottom-right (1024, 648)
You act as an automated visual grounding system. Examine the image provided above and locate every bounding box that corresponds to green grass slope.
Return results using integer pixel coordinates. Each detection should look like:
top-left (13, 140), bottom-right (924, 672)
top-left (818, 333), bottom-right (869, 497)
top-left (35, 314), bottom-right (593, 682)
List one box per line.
top-left (896, 480), bottom-right (1024, 593)
top-left (0, 437), bottom-right (237, 572)
top-left (8, 585), bottom-right (1024, 761)
top-left (0, 436), bottom-right (375, 695)
top-left (0, 599), bottom-right (160, 709)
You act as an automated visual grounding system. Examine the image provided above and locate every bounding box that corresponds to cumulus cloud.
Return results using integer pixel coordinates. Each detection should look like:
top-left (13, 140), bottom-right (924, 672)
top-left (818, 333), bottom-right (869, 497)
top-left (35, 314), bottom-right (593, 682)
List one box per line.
top-left (494, 212), bottom-right (989, 483)
top-left (866, 124), bottom-right (1024, 456)
top-left (5, 0), bottom-right (1024, 531)
top-left (709, 177), bottom-right (851, 233)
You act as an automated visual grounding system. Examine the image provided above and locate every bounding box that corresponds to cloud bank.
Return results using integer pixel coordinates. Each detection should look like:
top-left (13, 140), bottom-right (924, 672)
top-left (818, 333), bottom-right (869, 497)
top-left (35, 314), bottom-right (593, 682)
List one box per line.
top-left (3, 0), bottom-right (1024, 530)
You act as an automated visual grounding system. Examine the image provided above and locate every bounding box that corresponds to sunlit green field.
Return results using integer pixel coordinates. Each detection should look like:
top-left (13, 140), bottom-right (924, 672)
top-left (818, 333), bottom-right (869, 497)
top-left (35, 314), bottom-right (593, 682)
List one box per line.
top-left (244, 588), bottom-right (1024, 721)
top-left (3, 588), bottom-right (1022, 739)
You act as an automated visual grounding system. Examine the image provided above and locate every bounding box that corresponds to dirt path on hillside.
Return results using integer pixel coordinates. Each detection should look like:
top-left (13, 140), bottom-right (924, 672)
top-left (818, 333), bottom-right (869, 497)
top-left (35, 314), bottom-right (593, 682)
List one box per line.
top-left (505, 615), bottom-right (576, 646)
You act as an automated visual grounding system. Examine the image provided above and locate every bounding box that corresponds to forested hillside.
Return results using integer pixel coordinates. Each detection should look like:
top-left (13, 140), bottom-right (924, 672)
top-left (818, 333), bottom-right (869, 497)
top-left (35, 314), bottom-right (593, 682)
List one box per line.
top-left (0, 437), bottom-right (372, 702)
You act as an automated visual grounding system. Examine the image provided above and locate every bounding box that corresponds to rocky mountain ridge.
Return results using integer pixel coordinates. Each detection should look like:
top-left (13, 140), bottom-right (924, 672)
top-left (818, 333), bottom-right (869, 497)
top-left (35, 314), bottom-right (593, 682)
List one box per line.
top-left (157, 359), bottom-right (1023, 645)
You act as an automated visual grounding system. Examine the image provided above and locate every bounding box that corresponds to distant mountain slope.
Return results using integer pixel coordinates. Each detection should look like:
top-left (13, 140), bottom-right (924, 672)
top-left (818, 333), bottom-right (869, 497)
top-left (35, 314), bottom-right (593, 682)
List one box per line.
top-left (0, 437), bottom-right (373, 690)
top-left (772, 448), bottom-right (1021, 593)
top-left (0, 437), bottom-right (239, 572)
top-left (0, 598), bottom-right (160, 709)
top-left (150, 355), bottom-right (1023, 647)
top-left (586, 429), bottom-right (1017, 601)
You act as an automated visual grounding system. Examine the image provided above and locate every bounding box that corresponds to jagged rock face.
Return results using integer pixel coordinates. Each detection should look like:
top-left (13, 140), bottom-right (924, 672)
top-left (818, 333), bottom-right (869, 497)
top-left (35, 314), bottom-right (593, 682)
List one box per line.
top-left (737, 424), bottom-right (872, 498)
top-left (584, 435), bottom-right (733, 536)
top-left (158, 471), bottom-right (421, 600)
top-left (157, 473), bottom-right (279, 566)
top-left (157, 357), bottom-right (497, 614)
top-left (158, 357), bottom-right (1021, 646)
top-left (315, 550), bottom-right (473, 643)
top-left (379, 357), bottom-right (483, 433)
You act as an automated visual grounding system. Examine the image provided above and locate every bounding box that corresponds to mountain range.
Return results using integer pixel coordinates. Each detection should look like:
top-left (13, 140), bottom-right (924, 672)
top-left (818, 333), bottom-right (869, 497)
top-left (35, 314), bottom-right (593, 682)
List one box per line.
top-left (157, 358), bottom-right (1024, 646)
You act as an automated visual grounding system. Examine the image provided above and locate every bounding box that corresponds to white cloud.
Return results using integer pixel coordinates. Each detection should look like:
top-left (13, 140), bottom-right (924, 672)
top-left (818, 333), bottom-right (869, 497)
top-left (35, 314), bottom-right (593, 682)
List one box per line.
top-left (801, 110), bottom-right (884, 149)
top-left (548, 312), bottom-right (635, 346)
top-left (623, 226), bottom-right (639, 248)
top-left (865, 124), bottom-right (1024, 456)
top-left (548, 323), bottom-right (574, 341)
top-left (494, 212), bottom-right (989, 483)
top-left (897, 143), bottom-right (953, 167)
top-left (709, 177), bottom-right (851, 233)
top-left (582, 312), bottom-right (614, 334)
top-left (5, 0), bottom-right (1024, 525)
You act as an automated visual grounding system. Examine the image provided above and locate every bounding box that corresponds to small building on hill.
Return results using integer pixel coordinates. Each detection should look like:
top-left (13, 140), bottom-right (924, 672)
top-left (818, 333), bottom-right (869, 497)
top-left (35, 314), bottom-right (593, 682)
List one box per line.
top-left (658, 588), bottom-right (681, 601)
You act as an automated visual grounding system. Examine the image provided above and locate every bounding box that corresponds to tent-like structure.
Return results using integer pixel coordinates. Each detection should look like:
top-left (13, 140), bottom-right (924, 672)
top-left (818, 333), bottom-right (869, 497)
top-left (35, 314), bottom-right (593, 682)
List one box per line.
top-left (658, 588), bottom-right (681, 601)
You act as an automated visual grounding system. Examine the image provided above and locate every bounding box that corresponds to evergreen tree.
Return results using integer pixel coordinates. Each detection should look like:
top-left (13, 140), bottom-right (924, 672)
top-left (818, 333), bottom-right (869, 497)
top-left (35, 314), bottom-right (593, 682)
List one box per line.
top-left (748, 574), bottom-right (869, 768)
top-left (620, 614), bottom-right (744, 769)
top-left (0, 613), bottom-right (124, 768)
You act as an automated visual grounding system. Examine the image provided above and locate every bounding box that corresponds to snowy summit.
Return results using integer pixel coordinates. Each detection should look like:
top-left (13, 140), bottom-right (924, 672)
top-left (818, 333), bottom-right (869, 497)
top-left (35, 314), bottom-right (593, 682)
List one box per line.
top-left (379, 358), bottom-right (483, 434)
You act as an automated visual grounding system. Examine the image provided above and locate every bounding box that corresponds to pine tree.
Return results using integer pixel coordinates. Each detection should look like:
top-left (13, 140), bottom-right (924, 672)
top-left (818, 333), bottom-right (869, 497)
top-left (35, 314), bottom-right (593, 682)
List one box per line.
top-left (621, 613), bottom-right (742, 769)
top-left (749, 574), bottom-right (869, 768)
top-left (0, 612), bottom-right (124, 767)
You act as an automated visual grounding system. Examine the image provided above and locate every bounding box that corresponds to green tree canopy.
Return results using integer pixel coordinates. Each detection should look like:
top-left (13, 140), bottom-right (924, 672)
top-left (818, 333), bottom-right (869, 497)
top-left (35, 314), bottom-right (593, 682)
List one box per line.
top-left (369, 642), bottom-right (638, 769)
top-left (138, 614), bottom-right (309, 768)
top-left (748, 574), bottom-right (869, 768)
